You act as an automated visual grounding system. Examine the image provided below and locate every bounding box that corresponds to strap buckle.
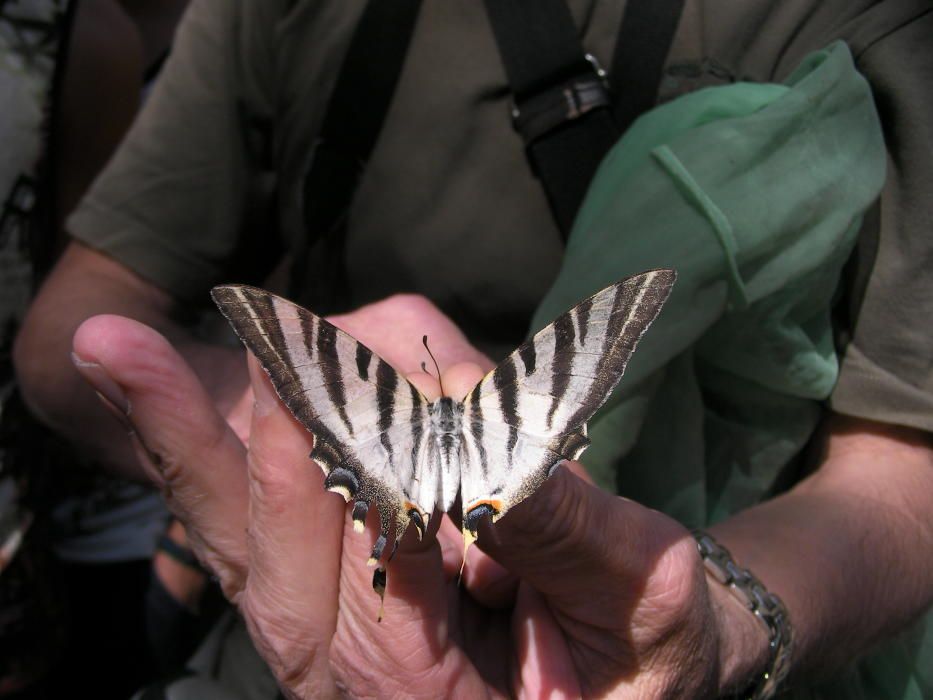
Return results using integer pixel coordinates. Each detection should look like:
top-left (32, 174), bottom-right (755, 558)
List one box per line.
top-left (511, 53), bottom-right (611, 145)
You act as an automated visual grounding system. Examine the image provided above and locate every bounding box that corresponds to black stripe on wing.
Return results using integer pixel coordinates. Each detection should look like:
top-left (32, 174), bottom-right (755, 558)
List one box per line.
top-left (546, 311), bottom-right (576, 429)
top-left (356, 344), bottom-right (373, 381)
top-left (316, 321), bottom-right (354, 437)
top-left (492, 356), bottom-right (520, 459)
top-left (518, 342), bottom-right (536, 376)
top-left (468, 388), bottom-right (490, 477)
top-left (574, 296), bottom-right (593, 347)
top-left (376, 359), bottom-right (398, 460)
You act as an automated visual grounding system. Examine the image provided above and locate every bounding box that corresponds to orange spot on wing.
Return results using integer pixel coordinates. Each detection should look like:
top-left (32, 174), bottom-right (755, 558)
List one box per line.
top-left (465, 499), bottom-right (503, 517)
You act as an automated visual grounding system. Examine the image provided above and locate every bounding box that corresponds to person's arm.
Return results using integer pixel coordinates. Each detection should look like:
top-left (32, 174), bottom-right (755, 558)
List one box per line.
top-left (115, 0), bottom-right (191, 73)
top-left (709, 414), bottom-right (933, 683)
top-left (53, 0), bottom-right (143, 247)
top-left (13, 241), bottom-right (248, 481)
top-left (15, 0), bottom-right (270, 478)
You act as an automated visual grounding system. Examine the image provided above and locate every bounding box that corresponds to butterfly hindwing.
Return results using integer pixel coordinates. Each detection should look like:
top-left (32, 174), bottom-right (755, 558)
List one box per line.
top-left (458, 269), bottom-right (676, 538)
top-left (211, 285), bottom-right (434, 562)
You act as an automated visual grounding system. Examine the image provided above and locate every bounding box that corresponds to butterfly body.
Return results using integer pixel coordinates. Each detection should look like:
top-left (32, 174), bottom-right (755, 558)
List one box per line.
top-left (428, 396), bottom-right (463, 504)
top-left (212, 269), bottom-right (675, 578)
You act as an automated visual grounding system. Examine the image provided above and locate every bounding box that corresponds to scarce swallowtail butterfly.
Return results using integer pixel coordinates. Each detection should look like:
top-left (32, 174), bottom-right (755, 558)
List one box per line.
top-left (212, 269), bottom-right (674, 608)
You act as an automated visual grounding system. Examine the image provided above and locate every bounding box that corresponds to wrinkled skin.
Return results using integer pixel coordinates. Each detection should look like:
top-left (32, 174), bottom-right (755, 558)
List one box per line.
top-left (72, 294), bottom-right (742, 699)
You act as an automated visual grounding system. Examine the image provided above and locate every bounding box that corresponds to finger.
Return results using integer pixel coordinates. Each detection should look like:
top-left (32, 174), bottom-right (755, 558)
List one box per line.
top-left (328, 295), bottom-right (492, 373)
top-left (462, 544), bottom-right (519, 608)
top-left (477, 465), bottom-right (641, 608)
top-left (562, 459), bottom-right (596, 484)
top-left (464, 458), bottom-right (596, 606)
top-left (484, 465), bottom-right (712, 698)
top-left (375, 510), bottom-right (447, 635)
top-left (481, 463), bottom-right (692, 605)
top-left (436, 513), bottom-right (469, 580)
top-left (241, 354), bottom-right (342, 694)
top-left (330, 463), bottom-right (448, 624)
top-left (326, 368), bottom-right (456, 682)
top-left (406, 370), bottom-right (440, 401)
top-left (72, 315), bottom-right (249, 593)
top-left (224, 384), bottom-right (255, 446)
top-left (329, 496), bottom-right (454, 692)
top-left (441, 361), bottom-right (489, 399)
top-left (512, 582), bottom-right (581, 700)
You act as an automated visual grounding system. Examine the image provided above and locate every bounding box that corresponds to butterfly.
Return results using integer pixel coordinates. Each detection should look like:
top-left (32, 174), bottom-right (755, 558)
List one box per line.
top-left (212, 269), bottom-right (674, 602)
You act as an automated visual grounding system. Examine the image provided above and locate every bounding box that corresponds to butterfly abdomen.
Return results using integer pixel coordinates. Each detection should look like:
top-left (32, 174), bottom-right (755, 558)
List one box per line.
top-left (428, 397), bottom-right (463, 512)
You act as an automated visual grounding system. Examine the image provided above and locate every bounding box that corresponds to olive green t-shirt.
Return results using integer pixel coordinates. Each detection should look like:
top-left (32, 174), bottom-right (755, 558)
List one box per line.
top-left (69, 0), bottom-right (933, 433)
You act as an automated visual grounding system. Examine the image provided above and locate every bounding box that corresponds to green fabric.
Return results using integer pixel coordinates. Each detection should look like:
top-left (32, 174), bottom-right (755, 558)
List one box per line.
top-left (531, 42), bottom-right (885, 505)
top-left (531, 42), bottom-right (930, 698)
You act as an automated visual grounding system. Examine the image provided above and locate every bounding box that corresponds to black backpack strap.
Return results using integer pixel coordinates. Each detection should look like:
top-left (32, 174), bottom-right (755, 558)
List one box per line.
top-left (292, 0), bottom-right (423, 305)
top-left (610, 0), bottom-right (686, 132)
top-left (482, 0), bottom-right (618, 237)
top-left (483, 0), bottom-right (685, 238)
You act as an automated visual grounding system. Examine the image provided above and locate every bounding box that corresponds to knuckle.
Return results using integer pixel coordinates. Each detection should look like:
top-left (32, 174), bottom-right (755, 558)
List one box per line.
top-left (213, 566), bottom-right (245, 605)
top-left (247, 451), bottom-right (299, 514)
top-left (634, 534), bottom-right (709, 642)
top-left (190, 538), bottom-right (246, 601)
top-left (153, 448), bottom-right (184, 484)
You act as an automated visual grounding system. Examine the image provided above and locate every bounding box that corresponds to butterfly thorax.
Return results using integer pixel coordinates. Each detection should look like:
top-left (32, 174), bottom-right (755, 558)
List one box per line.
top-left (428, 397), bottom-right (463, 449)
top-left (428, 396), bottom-right (461, 430)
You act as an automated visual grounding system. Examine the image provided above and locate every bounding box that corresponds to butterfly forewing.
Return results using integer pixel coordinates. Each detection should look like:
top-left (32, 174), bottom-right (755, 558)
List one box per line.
top-left (458, 269), bottom-right (676, 538)
top-left (211, 285), bottom-right (434, 562)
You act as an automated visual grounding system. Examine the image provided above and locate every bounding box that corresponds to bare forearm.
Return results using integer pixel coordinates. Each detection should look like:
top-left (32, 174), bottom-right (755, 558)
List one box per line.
top-left (711, 414), bottom-right (933, 684)
top-left (14, 242), bottom-right (247, 480)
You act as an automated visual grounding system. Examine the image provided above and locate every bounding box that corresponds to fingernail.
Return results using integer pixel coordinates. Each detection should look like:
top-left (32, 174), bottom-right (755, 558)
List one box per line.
top-left (248, 358), bottom-right (279, 417)
top-left (71, 353), bottom-right (167, 484)
top-left (72, 352), bottom-right (131, 417)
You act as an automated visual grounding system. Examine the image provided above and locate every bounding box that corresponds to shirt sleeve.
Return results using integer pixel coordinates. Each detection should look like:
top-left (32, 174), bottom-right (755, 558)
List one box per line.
top-left (66, 0), bottom-right (278, 302)
top-left (830, 11), bottom-right (933, 432)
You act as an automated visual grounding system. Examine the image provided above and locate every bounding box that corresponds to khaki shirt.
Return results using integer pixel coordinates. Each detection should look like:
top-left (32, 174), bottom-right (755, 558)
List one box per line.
top-left (69, 0), bottom-right (933, 431)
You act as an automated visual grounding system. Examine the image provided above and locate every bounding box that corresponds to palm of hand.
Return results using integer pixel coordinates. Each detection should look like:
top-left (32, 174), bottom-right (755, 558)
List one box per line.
top-left (246, 373), bottom-right (717, 699)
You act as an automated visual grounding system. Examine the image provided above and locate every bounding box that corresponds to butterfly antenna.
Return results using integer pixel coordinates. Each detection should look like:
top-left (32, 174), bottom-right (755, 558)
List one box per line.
top-left (422, 335), bottom-right (445, 395)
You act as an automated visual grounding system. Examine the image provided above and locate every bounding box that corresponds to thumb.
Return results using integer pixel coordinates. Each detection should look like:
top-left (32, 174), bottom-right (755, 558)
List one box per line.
top-left (477, 465), bottom-right (640, 603)
top-left (72, 314), bottom-right (250, 593)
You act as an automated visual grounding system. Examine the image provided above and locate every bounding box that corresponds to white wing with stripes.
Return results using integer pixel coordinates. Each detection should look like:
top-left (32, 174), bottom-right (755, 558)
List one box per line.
top-left (211, 286), bottom-right (439, 566)
top-left (457, 269), bottom-right (676, 540)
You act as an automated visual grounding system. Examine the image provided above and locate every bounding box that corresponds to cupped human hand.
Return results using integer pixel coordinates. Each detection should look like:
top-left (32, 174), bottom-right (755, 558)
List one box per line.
top-left (232, 363), bottom-right (748, 699)
top-left (71, 292), bottom-right (761, 699)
